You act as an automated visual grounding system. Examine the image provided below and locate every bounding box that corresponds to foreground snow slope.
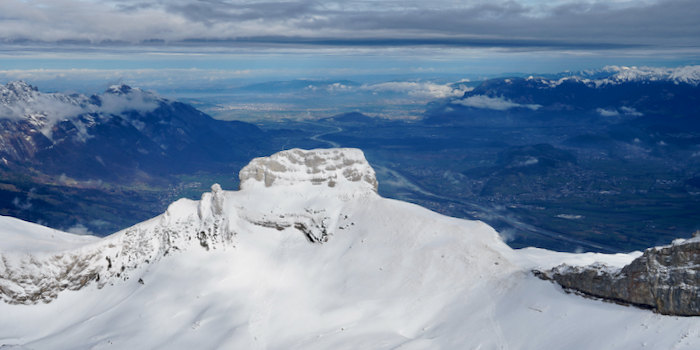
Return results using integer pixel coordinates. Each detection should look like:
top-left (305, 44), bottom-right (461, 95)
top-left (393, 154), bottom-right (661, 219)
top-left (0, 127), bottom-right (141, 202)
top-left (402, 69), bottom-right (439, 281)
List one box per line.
top-left (1, 148), bottom-right (700, 349)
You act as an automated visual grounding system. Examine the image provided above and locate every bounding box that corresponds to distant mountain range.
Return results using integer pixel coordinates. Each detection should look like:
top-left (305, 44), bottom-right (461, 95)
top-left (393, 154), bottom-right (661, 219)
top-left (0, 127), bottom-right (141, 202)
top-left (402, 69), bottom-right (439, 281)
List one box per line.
top-left (542, 65), bottom-right (700, 86)
top-left (427, 65), bottom-right (700, 133)
top-left (1, 65), bottom-right (699, 242)
top-left (0, 81), bottom-right (276, 235)
top-left (0, 81), bottom-right (267, 181)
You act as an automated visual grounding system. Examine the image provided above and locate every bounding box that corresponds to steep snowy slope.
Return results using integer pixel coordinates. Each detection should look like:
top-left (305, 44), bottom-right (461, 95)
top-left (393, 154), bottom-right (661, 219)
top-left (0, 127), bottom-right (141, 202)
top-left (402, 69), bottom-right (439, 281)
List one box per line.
top-left (0, 216), bottom-right (99, 254)
top-left (1, 148), bottom-right (700, 349)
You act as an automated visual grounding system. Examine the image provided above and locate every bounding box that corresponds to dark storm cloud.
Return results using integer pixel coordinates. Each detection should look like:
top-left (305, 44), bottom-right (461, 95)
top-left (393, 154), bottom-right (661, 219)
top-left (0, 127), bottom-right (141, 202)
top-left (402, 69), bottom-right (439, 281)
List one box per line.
top-left (0, 0), bottom-right (699, 52)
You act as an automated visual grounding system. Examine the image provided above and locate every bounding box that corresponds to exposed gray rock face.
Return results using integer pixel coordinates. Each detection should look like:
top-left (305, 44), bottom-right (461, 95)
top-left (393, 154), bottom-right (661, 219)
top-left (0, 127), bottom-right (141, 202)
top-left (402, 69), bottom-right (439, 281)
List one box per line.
top-left (239, 148), bottom-right (378, 191)
top-left (537, 233), bottom-right (700, 316)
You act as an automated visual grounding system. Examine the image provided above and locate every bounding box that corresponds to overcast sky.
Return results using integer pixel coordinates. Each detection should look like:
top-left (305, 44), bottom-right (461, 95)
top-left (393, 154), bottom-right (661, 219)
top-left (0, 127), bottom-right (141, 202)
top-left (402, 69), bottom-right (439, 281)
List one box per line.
top-left (1, 0), bottom-right (699, 89)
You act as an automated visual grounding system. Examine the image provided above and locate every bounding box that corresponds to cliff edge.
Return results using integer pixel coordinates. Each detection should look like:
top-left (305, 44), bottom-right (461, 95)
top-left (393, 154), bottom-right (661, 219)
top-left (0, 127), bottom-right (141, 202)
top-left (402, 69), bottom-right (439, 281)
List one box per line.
top-left (536, 231), bottom-right (700, 316)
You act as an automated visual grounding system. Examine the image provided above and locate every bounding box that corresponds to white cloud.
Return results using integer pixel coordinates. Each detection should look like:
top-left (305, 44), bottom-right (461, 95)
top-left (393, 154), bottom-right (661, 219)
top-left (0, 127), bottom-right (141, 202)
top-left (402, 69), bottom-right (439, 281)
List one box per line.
top-left (596, 108), bottom-right (620, 117)
top-left (497, 228), bottom-right (517, 243)
top-left (305, 82), bottom-right (353, 92)
top-left (620, 106), bottom-right (643, 116)
top-left (96, 89), bottom-right (160, 116)
top-left (66, 223), bottom-right (94, 236)
top-left (360, 81), bottom-right (473, 99)
top-left (11, 188), bottom-right (36, 211)
top-left (520, 158), bottom-right (539, 166)
top-left (12, 196), bottom-right (32, 210)
top-left (0, 85), bottom-right (89, 138)
top-left (597, 106), bottom-right (643, 117)
top-left (452, 95), bottom-right (541, 110)
top-left (556, 214), bottom-right (583, 220)
top-left (0, 68), bottom-right (259, 90)
top-left (36, 98), bottom-right (85, 120)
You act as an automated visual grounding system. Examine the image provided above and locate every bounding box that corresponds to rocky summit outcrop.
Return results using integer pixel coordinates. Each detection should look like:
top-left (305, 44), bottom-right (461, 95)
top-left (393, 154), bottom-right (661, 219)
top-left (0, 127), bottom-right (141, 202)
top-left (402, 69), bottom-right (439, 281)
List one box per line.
top-left (239, 148), bottom-right (378, 191)
top-left (536, 232), bottom-right (700, 316)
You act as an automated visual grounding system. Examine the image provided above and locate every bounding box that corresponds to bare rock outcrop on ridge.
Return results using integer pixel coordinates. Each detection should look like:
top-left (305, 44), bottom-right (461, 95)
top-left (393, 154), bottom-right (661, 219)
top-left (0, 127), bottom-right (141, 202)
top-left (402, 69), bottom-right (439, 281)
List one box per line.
top-left (239, 148), bottom-right (378, 191)
top-left (537, 232), bottom-right (700, 316)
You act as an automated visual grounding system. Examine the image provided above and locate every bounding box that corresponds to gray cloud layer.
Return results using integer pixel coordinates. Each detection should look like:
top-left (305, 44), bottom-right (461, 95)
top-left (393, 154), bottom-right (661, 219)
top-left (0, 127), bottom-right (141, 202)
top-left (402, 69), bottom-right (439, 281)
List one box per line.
top-left (0, 0), bottom-right (699, 51)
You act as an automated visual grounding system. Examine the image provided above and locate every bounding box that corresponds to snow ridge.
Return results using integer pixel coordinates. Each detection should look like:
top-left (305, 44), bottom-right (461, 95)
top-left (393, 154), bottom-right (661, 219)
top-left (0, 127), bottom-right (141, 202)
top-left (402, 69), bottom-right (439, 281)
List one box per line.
top-left (0, 148), bottom-right (377, 304)
top-left (526, 65), bottom-right (700, 88)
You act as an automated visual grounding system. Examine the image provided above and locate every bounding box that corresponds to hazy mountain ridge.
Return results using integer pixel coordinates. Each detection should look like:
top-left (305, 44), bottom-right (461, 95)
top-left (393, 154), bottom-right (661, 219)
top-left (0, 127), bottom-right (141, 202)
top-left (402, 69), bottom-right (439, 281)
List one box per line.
top-left (540, 65), bottom-right (700, 86)
top-left (0, 81), bottom-right (267, 181)
top-left (303, 67), bottom-right (700, 252)
top-left (0, 81), bottom-right (275, 236)
top-left (428, 66), bottom-right (700, 132)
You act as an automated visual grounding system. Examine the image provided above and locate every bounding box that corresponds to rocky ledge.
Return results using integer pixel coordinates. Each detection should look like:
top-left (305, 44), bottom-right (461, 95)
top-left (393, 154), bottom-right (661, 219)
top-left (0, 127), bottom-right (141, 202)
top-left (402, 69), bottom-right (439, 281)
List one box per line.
top-left (239, 148), bottom-right (377, 191)
top-left (536, 232), bottom-right (700, 316)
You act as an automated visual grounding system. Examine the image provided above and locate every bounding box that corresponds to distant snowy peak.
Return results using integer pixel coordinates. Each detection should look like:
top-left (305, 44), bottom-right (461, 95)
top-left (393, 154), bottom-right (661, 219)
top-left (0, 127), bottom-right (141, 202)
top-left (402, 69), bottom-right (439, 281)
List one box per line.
top-left (600, 65), bottom-right (700, 86)
top-left (104, 84), bottom-right (135, 95)
top-left (0, 80), bottom-right (87, 117)
top-left (239, 148), bottom-right (378, 192)
top-left (0, 80), bottom-right (87, 107)
top-left (0, 81), bottom-right (163, 119)
top-left (528, 65), bottom-right (700, 88)
top-left (0, 80), bottom-right (166, 149)
top-left (0, 81), bottom-right (39, 105)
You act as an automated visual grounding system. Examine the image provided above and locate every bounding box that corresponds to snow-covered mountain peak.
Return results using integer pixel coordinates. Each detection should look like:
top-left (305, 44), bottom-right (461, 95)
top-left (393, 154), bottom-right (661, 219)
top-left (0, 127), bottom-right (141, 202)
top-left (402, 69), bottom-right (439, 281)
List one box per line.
top-left (5, 80), bottom-right (38, 95)
top-left (603, 65), bottom-right (700, 86)
top-left (4, 147), bottom-right (700, 348)
top-left (0, 80), bottom-right (40, 105)
top-left (104, 84), bottom-right (135, 95)
top-left (0, 149), bottom-right (382, 305)
top-left (526, 65), bottom-right (700, 88)
top-left (239, 148), bottom-right (378, 192)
